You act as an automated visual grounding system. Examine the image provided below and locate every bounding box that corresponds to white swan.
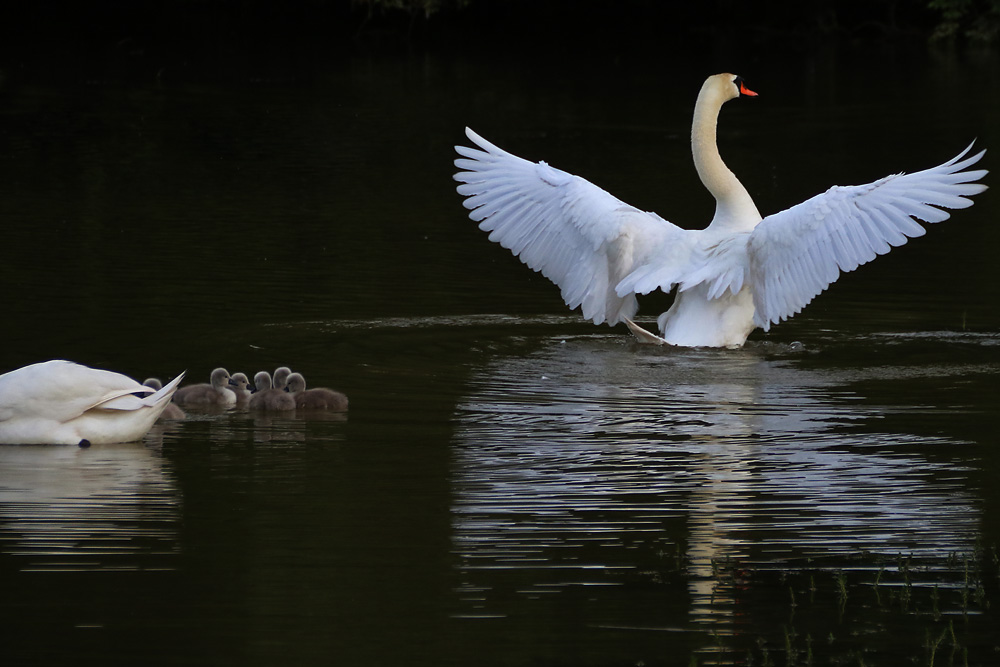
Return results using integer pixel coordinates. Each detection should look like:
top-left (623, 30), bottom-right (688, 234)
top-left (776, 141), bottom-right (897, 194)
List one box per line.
top-left (0, 361), bottom-right (184, 445)
top-left (454, 73), bottom-right (988, 347)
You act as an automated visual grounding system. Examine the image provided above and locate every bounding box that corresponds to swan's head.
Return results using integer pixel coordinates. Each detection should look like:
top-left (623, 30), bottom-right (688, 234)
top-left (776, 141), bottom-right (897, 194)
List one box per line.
top-left (705, 73), bottom-right (758, 104)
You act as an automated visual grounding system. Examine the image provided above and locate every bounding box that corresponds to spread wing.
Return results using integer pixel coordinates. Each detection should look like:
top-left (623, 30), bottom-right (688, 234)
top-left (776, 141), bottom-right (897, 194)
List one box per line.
top-left (748, 143), bottom-right (988, 330)
top-left (454, 128), bottom-right (695, 325)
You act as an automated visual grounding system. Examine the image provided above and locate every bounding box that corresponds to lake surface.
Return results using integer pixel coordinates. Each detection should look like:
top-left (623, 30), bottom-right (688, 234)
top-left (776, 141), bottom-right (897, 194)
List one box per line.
top-left (0, 40), bottom-right (998, 666)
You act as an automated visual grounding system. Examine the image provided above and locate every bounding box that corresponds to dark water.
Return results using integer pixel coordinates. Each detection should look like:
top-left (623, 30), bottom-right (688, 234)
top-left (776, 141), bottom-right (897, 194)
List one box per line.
top-left (0, 43), bottom-right (999, 666)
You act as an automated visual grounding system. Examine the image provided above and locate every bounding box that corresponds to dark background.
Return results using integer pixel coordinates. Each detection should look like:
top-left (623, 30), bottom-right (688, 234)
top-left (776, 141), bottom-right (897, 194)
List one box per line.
top-left (0, 0), bottom-right (991, 86)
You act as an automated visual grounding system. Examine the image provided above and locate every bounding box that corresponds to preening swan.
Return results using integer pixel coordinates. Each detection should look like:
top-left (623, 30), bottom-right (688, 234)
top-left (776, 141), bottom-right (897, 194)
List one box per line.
top-left (0, 361), bottom-right (184, 445)
top-left (454, 73), bottom-right (988, 348)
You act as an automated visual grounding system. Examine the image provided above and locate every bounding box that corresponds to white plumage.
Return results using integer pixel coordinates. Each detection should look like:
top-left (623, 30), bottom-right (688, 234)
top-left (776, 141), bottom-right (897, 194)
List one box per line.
top-left (746, 149), bottom-right (986, 329)
top-left (454, 73), bottom-right (987, 347)
top-left (0, 361), bottom-right (184, 445)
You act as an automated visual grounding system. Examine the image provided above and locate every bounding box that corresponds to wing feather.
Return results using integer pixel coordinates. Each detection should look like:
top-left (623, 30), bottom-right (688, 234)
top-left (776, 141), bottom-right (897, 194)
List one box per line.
top-left (749, 143), bottom-right (987, 330)
top-left (454, 127), bottom-right (691, 325)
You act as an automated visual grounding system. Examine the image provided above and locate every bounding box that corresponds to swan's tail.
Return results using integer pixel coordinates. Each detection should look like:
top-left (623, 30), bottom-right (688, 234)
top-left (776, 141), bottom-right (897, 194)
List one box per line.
top-left (98, 372), bottom-right (186, 411)
top-left (623, 318), bottom-right (669, 346)
top-left (142, 372), bottom-right (184, 408)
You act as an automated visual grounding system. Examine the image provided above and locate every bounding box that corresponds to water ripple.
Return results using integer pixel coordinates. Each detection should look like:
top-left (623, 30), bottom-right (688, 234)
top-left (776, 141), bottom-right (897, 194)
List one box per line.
top-left (0, 442), bottom-right (180, 572)
top-left (449, 334), bottom-right (983, 629)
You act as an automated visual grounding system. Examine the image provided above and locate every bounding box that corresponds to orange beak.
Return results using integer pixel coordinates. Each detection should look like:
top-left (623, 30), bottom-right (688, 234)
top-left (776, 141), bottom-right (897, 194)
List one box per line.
top-left (739, 81), bottom-right (758, 97)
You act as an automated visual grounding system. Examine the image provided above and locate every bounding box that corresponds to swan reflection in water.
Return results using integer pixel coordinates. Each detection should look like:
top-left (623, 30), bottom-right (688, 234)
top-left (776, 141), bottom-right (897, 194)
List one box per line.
top-left (449, 333), bottom-right (980, 632)
top-left (0, 441), bottom-right (180, 572)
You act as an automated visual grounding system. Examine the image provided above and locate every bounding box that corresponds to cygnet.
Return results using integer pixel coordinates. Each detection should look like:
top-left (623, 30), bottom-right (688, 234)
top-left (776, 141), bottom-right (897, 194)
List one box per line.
top-left (229, 372), bottom-right (252, 405)
top-left (173, 368), bottom-right (237, 407)
top-left (248, 371), bottom-right (296, 411)
top-left (272, 366), bottom-right (293, 391)
top-left (284, 372), bottom-right (348, 411)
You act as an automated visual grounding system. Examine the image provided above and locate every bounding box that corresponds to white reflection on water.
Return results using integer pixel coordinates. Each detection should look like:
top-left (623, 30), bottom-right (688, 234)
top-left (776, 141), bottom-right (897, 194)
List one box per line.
top-left (450, 333), bottom-right (983, 629)
top-left (0, 438), bottom-right (180, 572)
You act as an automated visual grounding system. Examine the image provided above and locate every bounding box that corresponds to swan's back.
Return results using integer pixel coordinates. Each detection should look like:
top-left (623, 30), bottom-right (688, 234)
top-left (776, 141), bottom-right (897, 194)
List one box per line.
top-left (0, 361), bottom-right (184, 444)
top-left (0, 361), bottom-right (145, 423)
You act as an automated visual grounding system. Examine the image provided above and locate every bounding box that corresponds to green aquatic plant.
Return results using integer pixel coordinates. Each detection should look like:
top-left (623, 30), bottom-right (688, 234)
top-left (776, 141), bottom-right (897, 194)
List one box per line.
top-left (784, 625), bottom-right (799, 665)
top-left (872, 565), bottom-right (886, 607)
top-left (690, 546), bottom-right (996, 666)
top-left (961, 558), bottom-right (971, 613)
top-left (835, 570), bottom-right (849, 618)
top-left (900, 575), bottom-right (913, 612)
top-left (925, 626), bottom-right (948, 667)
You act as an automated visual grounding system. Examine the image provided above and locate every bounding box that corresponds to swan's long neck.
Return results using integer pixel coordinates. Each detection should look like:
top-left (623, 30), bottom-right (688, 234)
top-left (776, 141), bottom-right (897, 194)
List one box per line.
top-left (691, 80), bottom-right (761, 230)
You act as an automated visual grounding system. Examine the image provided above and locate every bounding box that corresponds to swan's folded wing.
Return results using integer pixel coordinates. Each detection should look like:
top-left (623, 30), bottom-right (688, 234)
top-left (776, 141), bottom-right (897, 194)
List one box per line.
top-left (748, 144), bottom-right (988, 330)
top-left (0, 360), bottom-right (151, 422)
top-left (455, 128), bottom-right (690, 325)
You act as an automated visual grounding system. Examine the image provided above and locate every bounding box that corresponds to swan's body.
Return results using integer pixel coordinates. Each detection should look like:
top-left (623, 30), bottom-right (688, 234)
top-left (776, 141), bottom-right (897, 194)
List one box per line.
top-left (284, 373), bottom-right (348, 411)
top-left (454, 73), bottom-right (988, 347)
top-left (248, 371), bottom-right (296, 411)
top-left (173, 368), bottom-right (237, 407)
top-left (0, 361), bottom-right (184, 445)
top-left (143, 378), bottom-right (186, 420)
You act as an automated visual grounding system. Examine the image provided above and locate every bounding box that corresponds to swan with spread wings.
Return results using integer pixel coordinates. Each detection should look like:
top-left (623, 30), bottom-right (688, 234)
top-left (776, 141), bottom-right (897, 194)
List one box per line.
top-left (453, 73), bottom-right (987, 348)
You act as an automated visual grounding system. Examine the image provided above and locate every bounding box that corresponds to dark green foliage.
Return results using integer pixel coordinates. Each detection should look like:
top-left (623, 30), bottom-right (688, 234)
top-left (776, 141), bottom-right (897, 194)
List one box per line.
top-left (929, 0), bottom-right (1000, 41)
top-left (353, 0), bottom-right (471, 17)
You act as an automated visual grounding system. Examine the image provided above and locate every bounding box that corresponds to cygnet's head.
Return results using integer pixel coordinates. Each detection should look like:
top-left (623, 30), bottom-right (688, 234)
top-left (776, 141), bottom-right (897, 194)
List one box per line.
top-left (284, 372), bottom-right (307, 394)
top-left (209, 368), bottom-right (232, 388)
top-left (252, 371), bottom-right (272, 392)
top-left (229, 372), bottom-right (251, 395)
top-left (273, 366), bottom-right (292, 390)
